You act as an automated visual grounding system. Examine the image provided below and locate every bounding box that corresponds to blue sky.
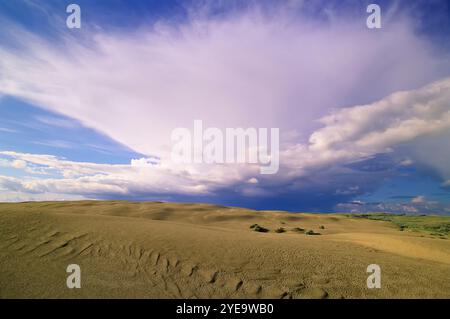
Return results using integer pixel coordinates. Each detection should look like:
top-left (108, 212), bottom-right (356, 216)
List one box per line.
top-left (0, 0), bottom-right (449, 213)
top-left (0, 96), bottom-right (141, 164)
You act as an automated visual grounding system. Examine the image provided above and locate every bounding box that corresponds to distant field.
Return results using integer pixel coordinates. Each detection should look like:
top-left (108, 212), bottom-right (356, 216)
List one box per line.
top-left (346, 213), bottom-right (450, 237)
top-left (0, 201), bottom-right (449, 298)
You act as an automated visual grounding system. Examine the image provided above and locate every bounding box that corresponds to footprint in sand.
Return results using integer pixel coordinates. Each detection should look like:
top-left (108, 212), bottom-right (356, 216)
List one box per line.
top-left (225, 278), bottom-right (243, 292)
top-left (242, 282), bottom-right (262, 296)
top-left (181, 263), bottom-right (197, 277)
top-left (198, 269), bottom-right (218, 283)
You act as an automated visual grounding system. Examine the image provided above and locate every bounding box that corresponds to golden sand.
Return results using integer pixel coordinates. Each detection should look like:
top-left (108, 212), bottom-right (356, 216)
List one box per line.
top-left (0, 201), bottom-right (449, 298)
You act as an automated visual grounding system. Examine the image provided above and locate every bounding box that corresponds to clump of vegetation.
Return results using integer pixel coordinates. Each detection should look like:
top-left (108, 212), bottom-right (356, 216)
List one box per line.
top-left (305, 230), bottom-right (321, 235)
top-left (275, 227), bottom-right (286, 233)
top-left (345, 213), bottom-right (450, 237)
top-left (292, 227), bottom-right (305, 233)
top-left (250, 224), bottom-right (269, 233)
top-left (319, 225), bottom-right (325, 229)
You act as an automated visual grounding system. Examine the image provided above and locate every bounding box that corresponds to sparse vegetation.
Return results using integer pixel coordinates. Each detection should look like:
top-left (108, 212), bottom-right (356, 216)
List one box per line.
top-left (305, 230), bottom-right (321, 235)
top-left (346, 213), bottom-right (450, 237)
top-left (292, 227), bottom-right (305, 233)
top-left (275, 227), bottom-right (286, 233)
top-left (250, 224), bottom-right (269, 233)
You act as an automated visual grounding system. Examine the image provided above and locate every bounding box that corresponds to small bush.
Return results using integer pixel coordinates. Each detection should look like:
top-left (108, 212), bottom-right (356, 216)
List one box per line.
top-left (292, 227), bottom-right (305, 233)
top-left (275, 227), bottom-right (286, 233)
top-left (305, 230), bottom-right (321, 235)
top-left (251, 224), bottom-right (269, 233)
top-left (319, 225), bottom-right (325, 229)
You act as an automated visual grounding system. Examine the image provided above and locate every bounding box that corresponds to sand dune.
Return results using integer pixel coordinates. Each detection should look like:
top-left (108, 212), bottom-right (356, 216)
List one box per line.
top-left (0, 201), bottom-right (449, 298)
top-left (329, 232), bottom-right (450, 265)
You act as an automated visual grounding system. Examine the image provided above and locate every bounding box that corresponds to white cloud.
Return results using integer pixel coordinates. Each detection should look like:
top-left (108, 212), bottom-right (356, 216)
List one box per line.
top-left (295, 78), bottom-right (450, 180)
top-left (11, 159), bottom-right (27, 169)
top-left (0, 127), bottom-right (17, 133)
top-left (32, 140), bottom-right (75, 149)
top-left (412, 196), bottom-right (426, 204)
top-left (34, 115), bottom-right (80, 129)
top-left (0, 9), bottom-right (445, 160)
top-left (0, 76), bottom-right (449, 203)
top-left (0, 151), bottom-right (257, 199)
top-left (0, 6), bottom-right (449, 207)
top-left (335, 200), bottom-right (450, 215)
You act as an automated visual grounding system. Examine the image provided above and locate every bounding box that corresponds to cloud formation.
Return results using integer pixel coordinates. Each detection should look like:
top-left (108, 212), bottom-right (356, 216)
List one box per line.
top-left (0, 3), bottom-right (449, 211)
top-left (0, 77), bottom-right (449, 212)
top-left (0, 7), bottom-right (446, 157)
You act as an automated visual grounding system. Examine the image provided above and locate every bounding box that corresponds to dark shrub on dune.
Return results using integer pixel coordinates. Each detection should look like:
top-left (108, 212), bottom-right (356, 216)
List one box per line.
top-left (250, 224), bottom-right (269, 233)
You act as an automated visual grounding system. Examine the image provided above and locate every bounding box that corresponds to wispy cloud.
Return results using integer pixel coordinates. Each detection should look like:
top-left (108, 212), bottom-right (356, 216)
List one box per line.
top-left (32, 140), bottom-right (75, 149)
top-left (34, 115), bottom-right (80, 129)
top-left (0, 127), bottom-right (17, 133)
